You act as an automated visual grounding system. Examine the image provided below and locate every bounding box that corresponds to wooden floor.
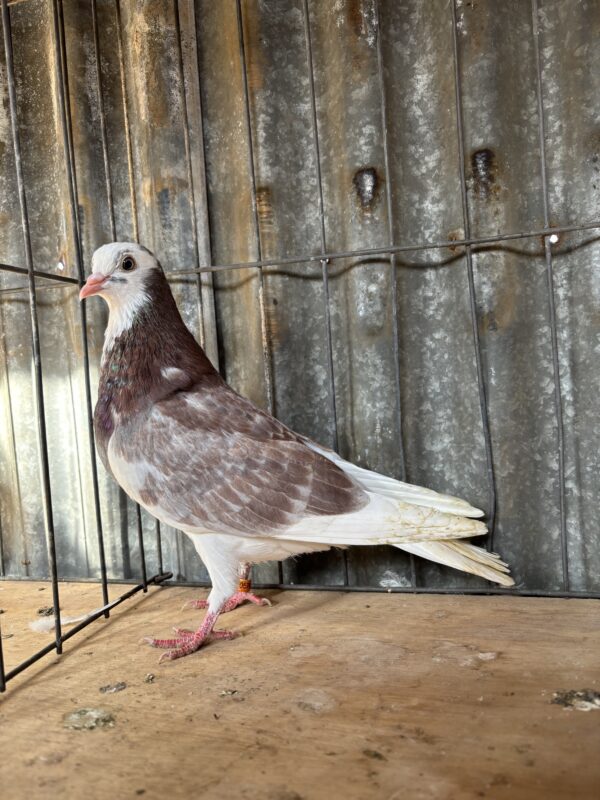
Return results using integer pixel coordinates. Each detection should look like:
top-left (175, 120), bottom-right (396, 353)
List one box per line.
top-left (0, 582), bottom-right (599, 800)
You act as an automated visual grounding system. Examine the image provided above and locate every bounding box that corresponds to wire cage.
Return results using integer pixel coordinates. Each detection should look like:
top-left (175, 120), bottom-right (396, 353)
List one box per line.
top-left (0, 0), bottom-right (599, 690)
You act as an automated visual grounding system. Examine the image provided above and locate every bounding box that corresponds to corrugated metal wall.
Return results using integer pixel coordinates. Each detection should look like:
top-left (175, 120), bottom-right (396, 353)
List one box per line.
top-left (0, 0), bottom-right (598, 593)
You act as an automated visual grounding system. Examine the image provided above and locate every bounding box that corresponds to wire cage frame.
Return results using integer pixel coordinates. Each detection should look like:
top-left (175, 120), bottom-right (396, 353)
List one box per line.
top-left (0, 0), bottom-right (599, 691)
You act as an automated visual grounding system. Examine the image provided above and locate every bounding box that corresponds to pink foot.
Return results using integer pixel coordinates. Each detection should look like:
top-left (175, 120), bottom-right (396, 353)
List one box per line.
top-left (222, 592), bottom-right (272, 612)
top-left (142, 619), bottom-right (237, 662)
top-left (181, 598), bottom-right (209, 611)
top-left (172, 626), bottom-right (238, 641)
top-left (182, 592), bottom-right (271, 613)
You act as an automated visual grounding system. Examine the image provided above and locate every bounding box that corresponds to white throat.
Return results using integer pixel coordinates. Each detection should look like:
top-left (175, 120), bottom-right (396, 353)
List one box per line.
top-left (102, 289), bottom-right (150, 361)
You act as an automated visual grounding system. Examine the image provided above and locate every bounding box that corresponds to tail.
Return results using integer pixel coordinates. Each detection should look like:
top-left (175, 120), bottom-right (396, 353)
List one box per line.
top-left (397, 540), bottom-right (515, 587)
top-left (299, 442), bottom-right (514, 586)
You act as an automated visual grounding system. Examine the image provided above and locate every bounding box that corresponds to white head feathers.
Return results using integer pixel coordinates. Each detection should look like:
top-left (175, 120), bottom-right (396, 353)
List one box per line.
top-left (83, 242), bottom-right (162, 355)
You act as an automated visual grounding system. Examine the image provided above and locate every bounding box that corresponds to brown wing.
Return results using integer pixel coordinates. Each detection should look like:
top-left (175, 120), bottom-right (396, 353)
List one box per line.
top-left (110, 374), bottom-right (367, 535)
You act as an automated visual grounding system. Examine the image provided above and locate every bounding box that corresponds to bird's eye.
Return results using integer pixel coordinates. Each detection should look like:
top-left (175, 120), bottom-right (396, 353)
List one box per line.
top-left (121, 256), bottom-right (136, 272)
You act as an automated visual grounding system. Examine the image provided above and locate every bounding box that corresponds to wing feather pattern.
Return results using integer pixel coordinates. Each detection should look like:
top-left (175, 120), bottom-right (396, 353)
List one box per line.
top-left (108, 376), bottom-right (367, 536)
top-left (303, 441), bottom-right (485, 518)
top-left (107, 375), bottom-right (488, 549)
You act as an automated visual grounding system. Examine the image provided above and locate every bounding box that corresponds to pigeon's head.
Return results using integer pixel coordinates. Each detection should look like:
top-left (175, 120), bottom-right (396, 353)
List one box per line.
top-left (80, 243), bottom-right (162, 311)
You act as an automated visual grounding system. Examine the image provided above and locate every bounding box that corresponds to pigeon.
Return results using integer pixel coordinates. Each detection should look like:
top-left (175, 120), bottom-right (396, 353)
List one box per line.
top-left (80, 242), bottom-right (514, 662)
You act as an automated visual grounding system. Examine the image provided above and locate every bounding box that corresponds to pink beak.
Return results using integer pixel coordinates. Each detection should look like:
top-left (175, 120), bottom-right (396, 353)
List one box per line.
top-left (79, 272), bottom-right (108, 300)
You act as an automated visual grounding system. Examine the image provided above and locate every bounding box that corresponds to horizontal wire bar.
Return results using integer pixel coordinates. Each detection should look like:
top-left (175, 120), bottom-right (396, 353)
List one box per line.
top-left (160, 579), bottom-right (600, 601)
top-left (168, 218), bottom-right (600, 275)
top-left (1, 572), bottom-right (171, 689)
top-left (0, 281), bottom-right (81, 298)
top-left (2, 574), bottom-right (598, 601)
top-left (0, 262), bottom-right (79, 283)
top-left (0, 218), bottom-right (598, 290)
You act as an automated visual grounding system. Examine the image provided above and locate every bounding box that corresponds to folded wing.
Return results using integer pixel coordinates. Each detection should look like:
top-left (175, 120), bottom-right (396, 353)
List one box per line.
top-left (108, 376), bottom-right (487, 548)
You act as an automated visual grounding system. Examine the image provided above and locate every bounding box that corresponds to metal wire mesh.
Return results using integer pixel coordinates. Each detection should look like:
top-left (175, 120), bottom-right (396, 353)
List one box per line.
top-left (0, 0), bottom-right (599, 691)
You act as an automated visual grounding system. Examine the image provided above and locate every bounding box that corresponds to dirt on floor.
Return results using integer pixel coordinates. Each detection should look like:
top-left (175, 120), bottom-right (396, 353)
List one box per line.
top-left (0, 582), bottom-right (599, 800)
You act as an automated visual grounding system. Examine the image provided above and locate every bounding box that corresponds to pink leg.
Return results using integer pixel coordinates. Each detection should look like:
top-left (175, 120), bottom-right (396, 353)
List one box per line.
top-left (143, 610), bottom-right (236, 663)
top-left (182, 591), bottom-right (271, 612)
top-left (172, 626), bottom-right (237, 640)
top-left (222, 591), bottom-right (271, 611)
top-left (182, 563), bottom-right (272, 613)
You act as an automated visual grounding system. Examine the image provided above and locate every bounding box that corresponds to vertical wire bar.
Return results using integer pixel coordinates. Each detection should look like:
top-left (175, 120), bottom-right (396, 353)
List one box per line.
top-left (113, 0), bottom-right (149, 583)
top-left (173, 0), bottom-right (206, 350)
top-left (156, 520), bottom-right (164, 575)
top-left (0, 615), bottom-right (5, 691)
top-left (91, 0), bottom-right (116, 241)
top-left (53, 0), bottom-right (110, 614)
top-left (531, 0), bottom-right (568, 590)
top-left (172, 0), bottom-right (207, 582)
top-left (114, 0), bottom-right (138, 241)
top-left (136, 505), bottom-right (148, 590)
top-left (450, 0), bottom-right (497, 543)
top-left (374, 0), bottom-right (416, 587)
top-left (92, 0), bottom-right (143, 580)
top-left (235, 0), bottom-right (275, 418)
top-left (302, 0), bottom-right (349, 586)
top-left (155, 518), bottom-right (163, 576)
top-left (0, 502), bottom-right (5, 575)
top-left (301, 1), bottom-right (339, 453)
top-left (56, 1), bottom-right (78, 225)
top-left (1, 0), bottom-right (62, 653)
top-left (235, 0), bottom-right (280, 584)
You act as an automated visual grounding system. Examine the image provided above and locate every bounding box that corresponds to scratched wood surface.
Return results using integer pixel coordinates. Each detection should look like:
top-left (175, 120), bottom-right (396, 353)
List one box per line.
top-left (0, 582), bottom-right (599, 800)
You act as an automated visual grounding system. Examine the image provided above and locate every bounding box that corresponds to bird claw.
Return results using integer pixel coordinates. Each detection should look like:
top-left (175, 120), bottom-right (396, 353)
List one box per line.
top-left (142, 627), bottom-right (237, 661)
top-left (158, 650), bottom-right (181, 664)
top-left (156, 631), bottom-right (236, 663)
top-left (181, 598), bottom-right (209, 612)
top-left (142, 634), bottom-right (190, 650)
top-left (172, 626), bottom-right (194, 637)
top-left (172, 626), bottom-right (238, 640)
top-left (180, 592), bottom-right (271, 615)
top-left (210, 629), bottom-right (239, 640)
top-left (141, 590), bottom-right (266, 663)
top-left (221, 592), bottom-right (272, 612)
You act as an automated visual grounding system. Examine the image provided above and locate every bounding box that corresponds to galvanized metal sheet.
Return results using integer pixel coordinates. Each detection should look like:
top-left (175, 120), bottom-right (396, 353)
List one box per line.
top-left (0, 0), bottom-right (598, 594)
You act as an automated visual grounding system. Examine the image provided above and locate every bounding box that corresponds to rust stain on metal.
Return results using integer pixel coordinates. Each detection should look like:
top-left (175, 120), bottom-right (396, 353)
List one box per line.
top-left (256, 186), bottom-right (274, 234)
top-left (538, 226), bottom-right (562, 252)
top-left (353, 167), bottom-right (380, 212)
top-left (255, 185), bottom-right (280, 347)
top-left (447, 229), bottom-right (465, 253)
top-left (129, 2), bottom-right (172, 128)
top-left (242, 0), bottom-right (265, 95)
top-left (479, 270), bottom-right (519, 336)
top-left (470, 148), bottom-right (500, 201)
top-left (347, 0), bottom-right (378, 46)
top-left (590, 132), bottom-right (600, 192)
top-left (141, 176), bottom-right (186, 205)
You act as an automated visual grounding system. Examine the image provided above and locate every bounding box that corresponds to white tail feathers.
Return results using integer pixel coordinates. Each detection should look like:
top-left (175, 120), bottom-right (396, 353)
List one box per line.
top-left (397, 540), bottom-right (515, 587)
top-left (274, 492), bottom-right (489, 547)
top-left (305, 442), bottom-right (485, 519)
top-left (300, 441), bottom-right (514, 585)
